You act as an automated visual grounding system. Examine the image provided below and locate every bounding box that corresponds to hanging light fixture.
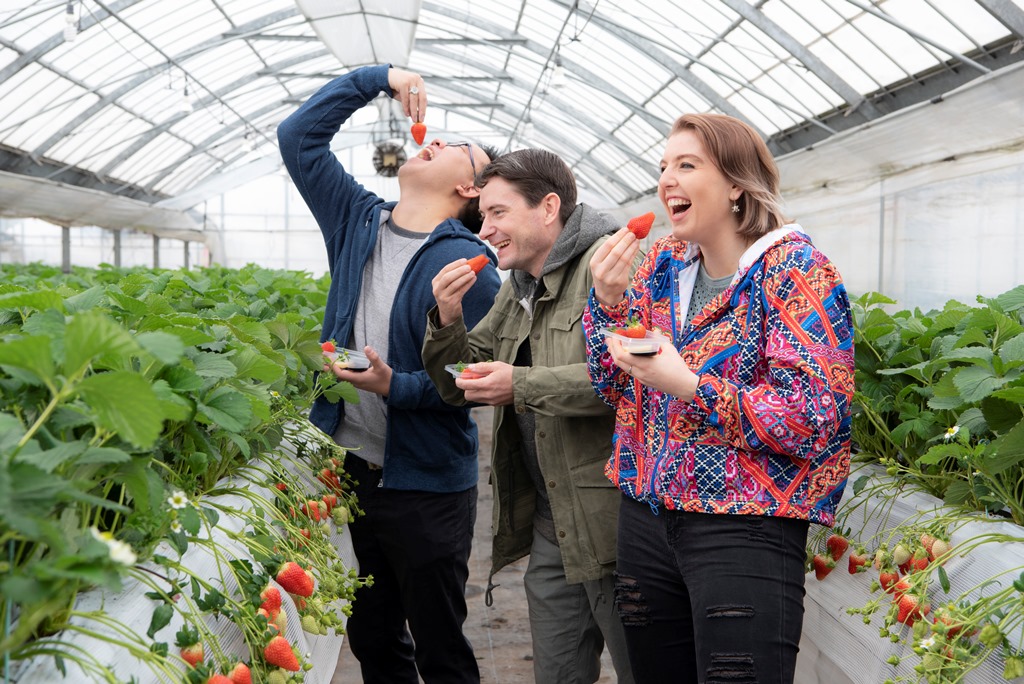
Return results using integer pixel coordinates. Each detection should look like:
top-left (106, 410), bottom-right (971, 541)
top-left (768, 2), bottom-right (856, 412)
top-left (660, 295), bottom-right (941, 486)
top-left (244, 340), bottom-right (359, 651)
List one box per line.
top-left (62, 2), bottom-right (78, 43)
top-left (177, 82), bottom-right (194, 114)
top-left (551, 53), bottom-right (568, 89)
top-left (523, 111), bottom-right (536, 140)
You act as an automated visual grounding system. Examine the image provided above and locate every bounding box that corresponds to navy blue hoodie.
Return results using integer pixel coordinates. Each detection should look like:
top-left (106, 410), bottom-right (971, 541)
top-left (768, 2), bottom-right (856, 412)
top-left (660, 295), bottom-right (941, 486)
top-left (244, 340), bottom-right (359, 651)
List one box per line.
top-left (277, 64), bottom-right (500, 492)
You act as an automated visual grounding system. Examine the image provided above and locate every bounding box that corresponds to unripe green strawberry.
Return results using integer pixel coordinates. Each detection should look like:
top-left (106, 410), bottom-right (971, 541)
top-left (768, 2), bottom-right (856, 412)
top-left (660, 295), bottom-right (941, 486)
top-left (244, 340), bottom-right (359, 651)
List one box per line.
top-left (332, 505), bottom-right (350, 525)
top-left (267, 671), bottom-right (288, 684)
top-left (301, 615), bottom-right (319, 634)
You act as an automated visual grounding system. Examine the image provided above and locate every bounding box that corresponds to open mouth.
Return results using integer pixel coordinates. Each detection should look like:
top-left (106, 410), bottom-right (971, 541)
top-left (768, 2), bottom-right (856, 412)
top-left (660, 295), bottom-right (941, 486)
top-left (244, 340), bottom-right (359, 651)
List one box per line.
top-left (491, 239), bottom-right (511, 251)
top-left (667, 197), bottom-right (691, 217)
top-left (417, 147), bottom-right (436, 161)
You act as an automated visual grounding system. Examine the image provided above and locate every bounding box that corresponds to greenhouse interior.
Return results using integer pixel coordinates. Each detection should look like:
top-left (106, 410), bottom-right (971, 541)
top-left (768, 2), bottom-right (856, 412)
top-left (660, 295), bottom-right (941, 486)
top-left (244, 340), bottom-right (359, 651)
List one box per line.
top-left (2, 0), bottom-right (1024, 682)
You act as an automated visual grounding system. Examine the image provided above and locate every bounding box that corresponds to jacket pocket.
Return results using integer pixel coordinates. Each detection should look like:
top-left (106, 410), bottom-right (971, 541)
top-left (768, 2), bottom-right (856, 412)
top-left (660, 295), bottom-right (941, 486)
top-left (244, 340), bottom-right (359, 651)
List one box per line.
top-left (569, 460), bottom-right (618, 566)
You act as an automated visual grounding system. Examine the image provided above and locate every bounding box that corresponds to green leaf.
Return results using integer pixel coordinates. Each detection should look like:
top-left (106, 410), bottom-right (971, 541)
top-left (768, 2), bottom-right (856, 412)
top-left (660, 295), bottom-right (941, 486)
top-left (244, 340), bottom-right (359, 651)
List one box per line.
top-left (0, 335), bottom-right (55, 384)
top-left (917, 443), bottom-right (963, 465)
top-left (953, 366), bottom-right (1008, 404)
top-left (163, 366), bottom-right (204, 392)
top-left (999, 333), bottom-right (1024, 365)
top-left (197, 387), bottom-right (252, 433)
top-left (136, 331), bottom-right (186, 366)
top-left (64, 311), bottom-right (139, 377)
top-left (149, 379), bottom-right (194, 422)
top-left (943, 480), bottom-right (973, 506)
top-left (113, 457), bottom-right (165, 513)
top-left (230, 347), bottom-right (284, 383)
top-left (14, 440), bottom-right (87, 473)
top-left (63, 286), bottom-right (106, 313)
top-left (852, 475), bottom-right (869, 496)
top-left (980, 397), bottom-right (1022, 433)
top-left (107, 291), bottom-right (150, 317)
top-left (940, 347), bottom-right (994, 365)
top-left (0, 290), bottom-right (64, 312)
top-left (77, 446), bottom-right (133, 466)
top-left (995, 285), bottom-right (1024, 312)
top-left (938, 566), bottom-right (950, 593)
top-left (178, 506), bottom-right (201, 536)
top-left (323, 381), bottom-right (359, 405)
top-left (192, 352), bottom-right (238, 379)
top-left (146, 603), bottom-right (173, 639)
top-left (201, 506), bottom-right (219, 527)
top-left (76, 372), bottom-right (165, 449)
top-left (982, 419), bottom-right (1024, 475)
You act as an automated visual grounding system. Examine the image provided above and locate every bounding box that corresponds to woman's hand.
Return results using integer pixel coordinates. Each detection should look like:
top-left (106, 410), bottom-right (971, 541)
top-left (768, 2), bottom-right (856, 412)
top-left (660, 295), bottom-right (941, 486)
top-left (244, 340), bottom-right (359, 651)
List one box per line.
top-left (387, 67), bottom-right (426, 122)
top-left (590, 227), bottom-right (639, 307)
top-left (608, 337), bottom-right (700, 401)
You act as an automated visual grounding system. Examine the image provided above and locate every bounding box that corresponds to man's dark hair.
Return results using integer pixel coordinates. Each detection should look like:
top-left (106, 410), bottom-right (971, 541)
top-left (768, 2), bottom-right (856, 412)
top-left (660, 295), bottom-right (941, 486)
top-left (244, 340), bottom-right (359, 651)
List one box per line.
top-left (457, 143), bottom-right (501, 233)
top-left (476, 148), bottom-right (577, 226)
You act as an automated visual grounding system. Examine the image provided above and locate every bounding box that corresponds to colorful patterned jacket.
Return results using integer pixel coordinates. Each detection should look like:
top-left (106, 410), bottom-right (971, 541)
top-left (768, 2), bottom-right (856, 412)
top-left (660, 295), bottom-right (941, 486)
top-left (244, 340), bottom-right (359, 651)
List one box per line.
top-left (582, 226), bottom-right (854, 526)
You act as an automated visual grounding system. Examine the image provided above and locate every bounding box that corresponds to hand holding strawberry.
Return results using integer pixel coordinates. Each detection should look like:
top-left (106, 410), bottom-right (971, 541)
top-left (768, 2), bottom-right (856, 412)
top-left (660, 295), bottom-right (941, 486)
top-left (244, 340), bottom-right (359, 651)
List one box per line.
top-left (466, 254), bottom-right (490, 274)
top-left (616, 316), bottom-right (647, 339)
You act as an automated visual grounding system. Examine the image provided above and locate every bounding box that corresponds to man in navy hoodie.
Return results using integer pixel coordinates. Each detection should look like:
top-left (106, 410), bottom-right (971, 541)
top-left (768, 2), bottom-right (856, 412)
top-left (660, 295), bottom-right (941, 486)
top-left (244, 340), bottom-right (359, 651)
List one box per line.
top-left (278, 64), bottom-right (501, 684)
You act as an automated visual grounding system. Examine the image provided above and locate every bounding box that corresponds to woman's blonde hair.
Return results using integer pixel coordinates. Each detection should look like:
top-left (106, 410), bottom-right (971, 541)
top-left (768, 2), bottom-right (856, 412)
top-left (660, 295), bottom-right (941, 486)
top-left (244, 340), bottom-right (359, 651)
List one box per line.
top-left (670, 113), bottom-right (789, 239)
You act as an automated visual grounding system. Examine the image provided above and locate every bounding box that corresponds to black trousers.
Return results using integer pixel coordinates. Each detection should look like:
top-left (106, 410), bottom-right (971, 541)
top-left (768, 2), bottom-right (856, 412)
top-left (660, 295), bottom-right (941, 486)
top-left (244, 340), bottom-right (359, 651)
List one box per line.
top-left (344, 455), bottom-right (480, 684)
top-left (615, 495), bottom-right (809, 684)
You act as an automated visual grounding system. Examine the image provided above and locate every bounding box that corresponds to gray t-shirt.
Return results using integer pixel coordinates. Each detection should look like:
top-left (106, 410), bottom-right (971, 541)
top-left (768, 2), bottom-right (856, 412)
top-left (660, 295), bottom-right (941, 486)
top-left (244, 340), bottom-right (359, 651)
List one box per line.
top-left (333, 214), bottom-right (427, 466)
top-left (684, 260), bottom-right (734, 328)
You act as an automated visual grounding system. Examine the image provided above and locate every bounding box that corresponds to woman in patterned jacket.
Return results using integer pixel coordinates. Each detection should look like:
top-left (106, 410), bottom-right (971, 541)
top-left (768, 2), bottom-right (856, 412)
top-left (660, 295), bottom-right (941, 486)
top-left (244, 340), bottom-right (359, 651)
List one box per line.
top-left (583, 113), bottom-right (854, 684)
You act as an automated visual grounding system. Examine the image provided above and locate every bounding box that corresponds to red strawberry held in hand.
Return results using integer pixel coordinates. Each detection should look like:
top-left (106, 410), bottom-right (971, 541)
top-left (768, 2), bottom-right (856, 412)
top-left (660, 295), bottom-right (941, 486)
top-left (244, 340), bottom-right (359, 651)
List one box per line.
top-left (466, 254), bottom-right (490, 274)
top-left (627, 211), bottom-right (655, 239)
top-left (617, 316), bottom-right (647, 339)
top-left (263, 635), bottom-right (300, 671)
top-left (321, 341), bottom-right (336, 353)
top-left (411, 121), bottom-right (427, 145)
top-left (276, 561), bottom-right (314, 597)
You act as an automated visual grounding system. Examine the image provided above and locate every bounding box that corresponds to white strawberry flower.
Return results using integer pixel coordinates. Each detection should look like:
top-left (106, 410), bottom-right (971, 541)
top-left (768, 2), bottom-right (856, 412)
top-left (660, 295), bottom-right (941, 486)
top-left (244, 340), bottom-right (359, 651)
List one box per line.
top-left (167, 490), bottom-right (189, 509)
top-left (919, 635), bottom-right (936, 649)
top-left (90, 527), bottom-right (138, 566)
top-left (170, 520), bottom-right (183, 533)
top-left (943, 425), bottom-right (960, 441)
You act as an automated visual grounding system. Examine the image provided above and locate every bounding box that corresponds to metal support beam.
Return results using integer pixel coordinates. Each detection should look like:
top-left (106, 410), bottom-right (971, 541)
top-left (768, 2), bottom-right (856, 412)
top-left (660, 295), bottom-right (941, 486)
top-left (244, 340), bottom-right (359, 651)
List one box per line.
top-left (153, 235), bottom-right (160, 269)
top-left (62, 225), bottom-right (70, 274)
top-left (113, 229), bottom-right (121, 268)
top-left (977, 0), bottom-right (1024, 38)
top-left (183, 240), bottom-right (190, 269)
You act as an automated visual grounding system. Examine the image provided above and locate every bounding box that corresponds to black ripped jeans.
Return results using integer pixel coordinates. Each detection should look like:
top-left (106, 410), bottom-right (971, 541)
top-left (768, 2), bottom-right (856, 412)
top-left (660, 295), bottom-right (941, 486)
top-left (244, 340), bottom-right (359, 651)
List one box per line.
top-left (615, 494), bottom-right (809, 684)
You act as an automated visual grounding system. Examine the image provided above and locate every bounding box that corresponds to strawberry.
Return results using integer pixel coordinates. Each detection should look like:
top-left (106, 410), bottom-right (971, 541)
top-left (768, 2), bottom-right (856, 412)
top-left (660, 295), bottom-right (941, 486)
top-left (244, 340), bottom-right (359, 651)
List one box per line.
top-left (848, 550), bottom-right (869, 574)
top-left (260, 586), bottom-right (282, 613)
top-left (892, 543), bottom-right (911, 567)
top-left (812, 553), bottom-right (836, 580)
top-left (274, 482), bottom-right (287, 492)
top-left (454, 361), bottom-right (485, 380)
top-left (627, 211), bottom-right (655, 239)
top-left (908, 548), bottom-right (930, 573)
top-left (321, 341), bottom-right (336, 353)
top-left (891, 577), bottom-right (912, 598)
top-left (920, 532), bottom-right (936, 556)
top-left (895, 593), bottom-right (929, 626)
top-left (228, 663), bottom-right (252, 684)
top-left (318, 468), bottom-right (342, 491)
top-left (879, 568), bottom-right (900, 593)
top-left (276, 561), bottom-right (314, 597)
top-left (411, 122), bottom-right (427, 146)
top-left (929, 538), bottom-right (951, 562)
top-left (301, 614), bottom-right (320, 634)
top-left (302, 500), bottom-right (322, 522)
top-left (322, 493), bottom-right (338, 514)
top-left (618, 316), bottom-right (647, 339)
top-left (207, 676), bottom-right (233, 684)
top-left (180, 642), bottom-right (204, 667)
top-left (466, 254), bottom-right (490, 274)
top-left (826, 532), bottom-right (849, 561)
top-left (263, 635), bottom-right (300, 671)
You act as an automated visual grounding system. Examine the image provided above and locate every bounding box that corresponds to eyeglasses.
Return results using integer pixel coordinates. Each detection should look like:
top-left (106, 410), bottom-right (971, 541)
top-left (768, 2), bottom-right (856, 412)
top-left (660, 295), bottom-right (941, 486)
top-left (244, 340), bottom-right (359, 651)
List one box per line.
top-left (446, 141), bottom-right (477, 177)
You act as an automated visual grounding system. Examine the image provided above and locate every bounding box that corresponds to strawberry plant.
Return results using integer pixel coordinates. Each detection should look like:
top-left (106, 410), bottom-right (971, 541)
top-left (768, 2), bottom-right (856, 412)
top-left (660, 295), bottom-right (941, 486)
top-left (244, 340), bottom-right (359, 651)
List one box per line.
top-left (0, 263), bottom-right (367, 681)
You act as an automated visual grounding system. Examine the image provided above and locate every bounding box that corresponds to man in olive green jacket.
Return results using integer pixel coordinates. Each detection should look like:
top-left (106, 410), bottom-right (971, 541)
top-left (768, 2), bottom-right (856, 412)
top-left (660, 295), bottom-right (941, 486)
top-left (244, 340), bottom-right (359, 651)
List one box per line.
top-left (423, 149), bottom-right (637, 684)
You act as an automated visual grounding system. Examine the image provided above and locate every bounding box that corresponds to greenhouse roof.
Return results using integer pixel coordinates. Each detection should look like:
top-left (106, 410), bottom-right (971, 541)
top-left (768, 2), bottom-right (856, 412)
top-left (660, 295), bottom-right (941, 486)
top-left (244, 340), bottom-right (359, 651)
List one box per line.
top-left (0, 0), bottom-right (1022, 225)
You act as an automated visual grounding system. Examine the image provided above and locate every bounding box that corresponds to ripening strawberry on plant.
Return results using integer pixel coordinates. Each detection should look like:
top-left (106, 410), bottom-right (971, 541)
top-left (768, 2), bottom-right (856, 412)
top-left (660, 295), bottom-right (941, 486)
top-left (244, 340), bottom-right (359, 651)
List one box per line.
top-left (812, 553), bottom-right (836, 580)
top-left (276, 561), bottom-right (315, 597)
top-left (263, 635), bottom-right (300, 671)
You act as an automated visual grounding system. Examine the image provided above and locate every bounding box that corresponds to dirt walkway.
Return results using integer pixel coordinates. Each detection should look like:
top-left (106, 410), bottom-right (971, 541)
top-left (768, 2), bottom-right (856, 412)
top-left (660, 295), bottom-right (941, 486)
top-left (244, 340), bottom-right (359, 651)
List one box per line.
top-left (332, 406), bottom-right (617, 683)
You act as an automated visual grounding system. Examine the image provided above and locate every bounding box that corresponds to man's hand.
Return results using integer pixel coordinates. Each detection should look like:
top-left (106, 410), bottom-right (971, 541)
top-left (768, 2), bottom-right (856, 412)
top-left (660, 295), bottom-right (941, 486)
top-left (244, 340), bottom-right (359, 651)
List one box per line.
top-left (324, 346), bottom-right (392, 397)
top-left (455, 361), bottom-right (514, 406)
top-left (388, 68), bottom-right (426, 123)
top-left (432, 259), bottom-right (478, 327)
top-left (590, 227), bottom-right (639, 307)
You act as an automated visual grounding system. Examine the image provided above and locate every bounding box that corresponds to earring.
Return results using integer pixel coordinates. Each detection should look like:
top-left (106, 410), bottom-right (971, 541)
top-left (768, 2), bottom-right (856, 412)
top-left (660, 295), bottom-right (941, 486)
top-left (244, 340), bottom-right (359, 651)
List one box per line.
top-left (731, 202), bottom-right (740, 214)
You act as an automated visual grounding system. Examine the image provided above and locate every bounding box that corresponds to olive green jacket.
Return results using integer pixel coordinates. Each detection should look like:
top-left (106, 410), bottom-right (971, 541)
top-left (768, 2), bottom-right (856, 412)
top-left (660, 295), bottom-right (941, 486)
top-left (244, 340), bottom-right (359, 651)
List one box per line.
top-left (423, 238), bottom-right (624, 586)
